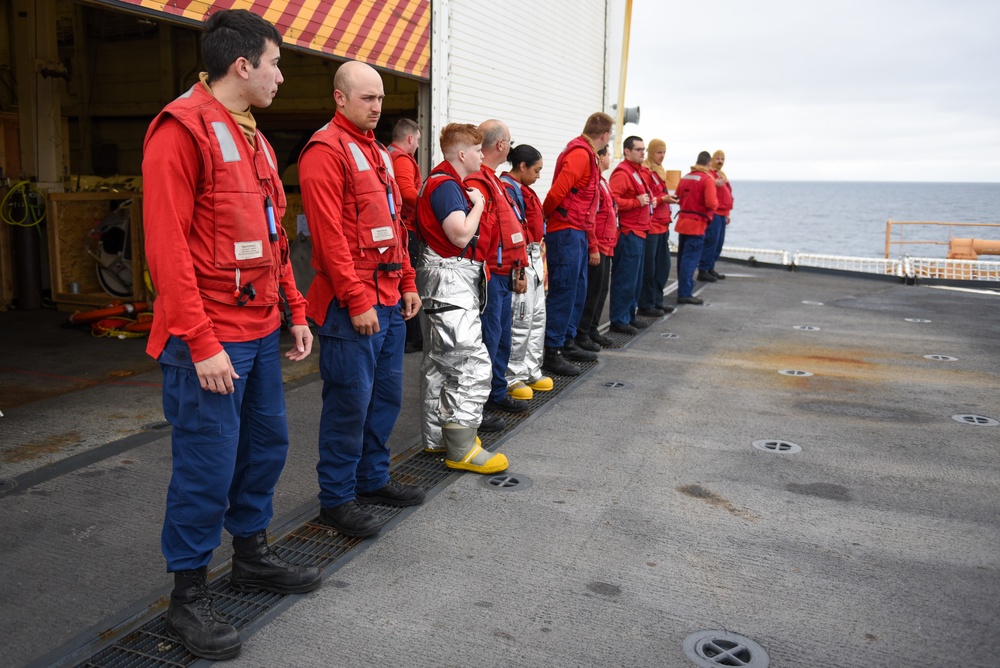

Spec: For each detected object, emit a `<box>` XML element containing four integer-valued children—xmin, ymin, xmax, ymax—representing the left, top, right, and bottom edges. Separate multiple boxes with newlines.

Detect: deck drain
<box><xmin>143</xmin><ymin>420</ymin><xmax>171</xmax><ymax>431</ymax></box>
<box><xmin>951</xmin><ymin>414</ymin><xmax>1000</xmax><ymax>426</ymax></box>
<box><xmin>792</xmin><ymin>325</ymin><xmax>820</xmax><ymax>331</ymax></box>
<box><xmin>601</xmin><ymin>381</ymin><xmax>632</xmax><ymax>389</ymax></box>
<box><xmin>683</xmin><ymin>630</ymin><xmax>769</xmax><ymax>667</ymax></box>
<box><xmin>801</xmin><ymin>300</ymin><xmax>824</xmax><ymax>306</ymax></box>
<box><xmin>752</xmin><ymin>439</ymin><xmax>802</xmax><ymax>453</ymax></box>
<box><xmin>778</xmin><ymin>369</ymin><xmax>813</xmax><ymax>377</ymax></box>
<box><xmin>924</xmin><ymin>354</ymin><xmax>958</xmax><ymax>361</ymax></box>
<box><xmin>480</xmin><ymin>472</ymin><xmax>532</xmax><ymax>492</ymax></box>
<box><xmin>660</xmin><ymin>333</ymin><xmax>679</xmax><ymax>339</ymax></box>
<box><xmin>904</xmin><ymin>318</ymin><xmax>931</xmax><ymax>323</ymax></box>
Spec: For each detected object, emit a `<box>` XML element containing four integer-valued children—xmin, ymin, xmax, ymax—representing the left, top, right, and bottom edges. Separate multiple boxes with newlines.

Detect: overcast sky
<box><xmin>623</xmin><ymin>0</ymin><xmax>1000</xmax><ymax>182</ymax></box>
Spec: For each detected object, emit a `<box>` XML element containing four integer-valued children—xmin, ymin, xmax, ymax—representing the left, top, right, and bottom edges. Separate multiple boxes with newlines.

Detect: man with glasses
<box><xmin>608</xmin><ymin>136</ymin><xmax>654</xmax><ymax>335</ymax></box>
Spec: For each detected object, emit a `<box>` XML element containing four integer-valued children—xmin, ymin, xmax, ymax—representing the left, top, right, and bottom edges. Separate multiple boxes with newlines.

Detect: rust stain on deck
<box><xmin>3</xmin><ymin>432</ymin><xmax>82</xmax><ymax>463</ymax></box>
<box><xmin>678</xmin><ymin>484</ymin><xmax>758</xmax><ymax>521</ymax></box>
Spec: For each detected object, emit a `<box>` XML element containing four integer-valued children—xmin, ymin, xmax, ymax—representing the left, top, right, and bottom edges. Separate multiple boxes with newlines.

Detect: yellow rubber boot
<box><xmin>528</xmin><ymin>376</ymin><xmax>554</xmax><ymax>392</ymax></box>
<box><xmin>507</xmin><ymin>381</ymin><xmax>533</xmax><ymax>401</ymax></box>
<box><xmin>443</xmin><ymin>424</ymin><xmax>508</xmax><ymax>474</ymax></box>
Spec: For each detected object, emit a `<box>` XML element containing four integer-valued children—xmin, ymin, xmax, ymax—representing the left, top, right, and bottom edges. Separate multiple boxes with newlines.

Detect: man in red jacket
<box><xmin>142</xmin><ymin>10</ymin><xmax>320</xmax><ymax>659</ymax></box>
<box><xmin>542</xmin><ymin>112</ymin><xmax>614</xmax><ymax>375</ymax></box>
<box><xmin>387</xmin><ymin>117</ymin><xmax>426</xmax><ymax>353</ymax></box>
<box><xmin>608</xmin><ymin>136</ymin><xmax>653</xmax><ymax>334</ymax></box>
<box><xmin>674</xmin><ymin>151</ymin><xmax>719</xmax><ymax>305</ymax></box>
<box><xmin>698</xmin><ymin>149</ymin><xmax>733</xmax><ymax>281</ymax></box>
<box><xmin>299</xmin><ymin>61</ymin><xmax>425</xmax><ymax>540</ymax></box>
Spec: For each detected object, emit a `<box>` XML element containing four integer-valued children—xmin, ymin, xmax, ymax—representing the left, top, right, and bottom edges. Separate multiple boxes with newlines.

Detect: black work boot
<box><xmin>589</xmin><ymin>330</ymin><xmax>614</xmax><ymax>347</ymax></box>
<box><xmin>230</xmin><ymin>531</ymin><xmax>322</xmax><ymax>595</ymax></box>
<box><xmin>542</xmin><ymin>347</ymin><xmax>581</xmax><ymax>376</ymax></box>
<box><xmin>166</xmin><ymin>567</ymin><xmax>241</xmax><ymax>660</ymax></box>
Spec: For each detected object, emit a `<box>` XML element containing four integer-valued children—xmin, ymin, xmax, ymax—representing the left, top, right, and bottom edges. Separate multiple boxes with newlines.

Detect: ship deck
<box><xmin>2</xmin><ymin>259</ymin><xmax>998</xmax><ymax>668</ymax></box>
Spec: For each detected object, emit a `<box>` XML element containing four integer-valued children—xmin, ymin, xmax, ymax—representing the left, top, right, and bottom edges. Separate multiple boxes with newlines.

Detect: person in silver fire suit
<box><xmin>415</xmin><ymin>123</ymin><xmax>509</xmax><ymax>474</ymax></box>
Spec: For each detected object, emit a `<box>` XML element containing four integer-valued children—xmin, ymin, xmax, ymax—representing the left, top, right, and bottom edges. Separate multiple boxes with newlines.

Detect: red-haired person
<box><xmin>500</xmin><ymin>143</ymin><xmax>553</xmax><ymax>399</ymax></box>
<box><xmin>415</xmin><ymin>123</ymin><xmax>509</xmax><ymax>474</ymax></box>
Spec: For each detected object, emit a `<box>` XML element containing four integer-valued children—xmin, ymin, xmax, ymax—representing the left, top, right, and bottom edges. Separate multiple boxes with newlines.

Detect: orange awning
<box><xmin>96</xmin><ymin>0</ymin><xmax>431</xmax><ymax>80</ymax></box>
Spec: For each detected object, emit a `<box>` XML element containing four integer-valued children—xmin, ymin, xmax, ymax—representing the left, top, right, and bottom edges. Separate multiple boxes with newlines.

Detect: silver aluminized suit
<box><xmin>418</xmin><ymin>246</ymin><xmax>492</xmax><ymax>450</ymax></box>
<box><xmin>505</xmin><ymin>241</ymin><xmax>546</xmax><ymax>384</ymax></box>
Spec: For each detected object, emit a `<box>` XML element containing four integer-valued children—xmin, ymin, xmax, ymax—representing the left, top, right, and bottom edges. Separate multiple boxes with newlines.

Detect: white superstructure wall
<box><xmin>431</xmin><ymin>0</ymin><xmax>624</xmax><ymax>201</ymax></box>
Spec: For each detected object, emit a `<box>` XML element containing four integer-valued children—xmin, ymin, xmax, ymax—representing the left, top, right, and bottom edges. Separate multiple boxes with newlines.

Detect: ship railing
<box><xmin>717</xmin><ymin>246</ymin><xmax>790</xmax><ymax>266</ymax></box>
<box><xmin>903</xmin><ymin>256</ymin><xmax>1000</xmax><ymax>281</ymax></box>
<box><xmin>717</xmin><ymin>245</ymin><xmax>1000</xmax><ymax>282</ymax></box>
<box><xmin>792</xmin><ymin>253</ymin><xmax>903</xmax><ymax>277</ymax></box>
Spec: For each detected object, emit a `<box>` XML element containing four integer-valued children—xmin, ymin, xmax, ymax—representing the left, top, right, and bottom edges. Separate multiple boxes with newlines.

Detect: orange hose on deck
<box><xmin>68</xmin><ymin>302</ymin><xmax>151</xmax><ymax>325</ymax></box>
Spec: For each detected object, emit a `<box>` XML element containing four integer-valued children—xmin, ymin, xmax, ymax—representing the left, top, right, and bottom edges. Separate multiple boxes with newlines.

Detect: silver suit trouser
<box><xmin>417</xmin><ymin>246</ymin><xmax>491</xmax><ymax>450</ymax></box>
<box><xmin>506</xmin><ymin>242</ymin><xmax>546</xmax><ymax>384</ymax></box>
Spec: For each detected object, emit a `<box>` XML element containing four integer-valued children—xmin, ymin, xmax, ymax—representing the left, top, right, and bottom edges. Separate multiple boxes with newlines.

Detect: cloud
<box><xmin>626</xmin><ymin>0</ymin><xmax>1000</xmax><ymax>181</ymax></box>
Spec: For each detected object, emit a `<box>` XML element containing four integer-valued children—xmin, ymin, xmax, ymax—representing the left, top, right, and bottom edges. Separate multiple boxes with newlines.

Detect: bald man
<box><xmin>299</xmin><ymin>61</ymin><xmax>425</xmax><ymax>538</ymax></box>
<box><xmin>466</xmin><ymin>119</ymin><xmax>530</xmax><ymax>419</ymax></box>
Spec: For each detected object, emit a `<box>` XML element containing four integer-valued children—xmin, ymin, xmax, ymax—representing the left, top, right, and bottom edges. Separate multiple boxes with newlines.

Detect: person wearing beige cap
<box><xmin>638</xmin><ymin>138</ymin><xmax>678</xmax><ymax>316</ymax></box>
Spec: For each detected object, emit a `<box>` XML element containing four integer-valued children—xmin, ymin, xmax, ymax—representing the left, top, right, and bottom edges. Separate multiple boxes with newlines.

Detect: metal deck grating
<box><xmin>61</xmin><ymin>317</ymin><xmax>661</xmax><ymax>667</ymax></box>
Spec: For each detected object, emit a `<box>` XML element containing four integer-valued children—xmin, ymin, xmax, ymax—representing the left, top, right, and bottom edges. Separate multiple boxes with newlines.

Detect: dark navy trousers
<box><xmin>483</xmin><ymin>272</ymin><xmax>514</xmax><ymax>402</ymax></box>
<box><xmin>544</xmin><ymin>228</ymin><xmax>589</xmax><ymax>348</ymax></box>
<box><xmin>316</xmin><ymin>300</ymin><xmax>403</xmax><ymax>508</ymax></box>
<box><xmin>699</xmin><ymin>214</ymin><xmax>726</xmax><ymax>271</ymax></box>
<box><xmin>609</xmin><ymin>231</ymin><xmax>645</xmax><ymax>326</ymax></box>
<box><xmin>677</xmin><ymin>233</ymin><xmax>706</xmax><ymax>298</ymax></box>
<box><xmin>639</xmin><ymin>232</ymin><xmax>671</xmax><ymax>310</ymax></box>
<box><xmin>159</xmin><ymin>329</ymin><xmax>289</xmax><ymax>572</ymax></box>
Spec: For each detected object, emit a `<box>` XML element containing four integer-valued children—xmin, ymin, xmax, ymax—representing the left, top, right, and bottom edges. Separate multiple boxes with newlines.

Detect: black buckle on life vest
<box><xmin>371</xmin><ymin>262</ymin><xmax>404</xmax><ymax>309</ymax></box>
<box><xmin>235</xmin><ymin>282</ymin><xmax>256</xmax><ymax>307</ymax></box>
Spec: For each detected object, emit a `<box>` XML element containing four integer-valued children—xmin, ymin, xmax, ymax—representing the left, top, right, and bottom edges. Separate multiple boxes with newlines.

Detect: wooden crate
<box><xmin>46</xmin><ymin>192</ymin><xmax>147</xmax><ymax>310</ymax></box>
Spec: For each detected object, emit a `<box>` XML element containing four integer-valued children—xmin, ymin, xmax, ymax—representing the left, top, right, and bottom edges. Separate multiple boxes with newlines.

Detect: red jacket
<box><xmin>388</xmin><ymin>143</ymin><xmax>422</xmax><ymax>231</ymax></box>
<box><xmin>500</xmin><ymin>173</ymin><xmax>544</xmax><ymax>244</ymax></box>
<box><xmin>415</xmin><ymin>160</ymin><xmax>491</xmax><ymax>270</ymax></box>
<box><xmin>142</xmin><ymin>82</ymin><xmax>305</xmax><ymax>363</ymax></box>
<box><xmin>711</xmin><ymin>169</ymin><xmax>734</xmax><ymax>216</ymax></box>
<box><xmin>595</xmin><ymin>176</ymin><xmax>619</xmax><ymax>256</ymax></box>
<box><xmin>610</xmin><ymin>160</ymin><xmax>652</xmax><ymax>238</ymax></box>
<box><xmin>466</xmin><ymin>167</ymin><xmax>527</xmax><ymax>275</ymax></box>
<box><xmin>674</xmin><ymin>167</ymin><xmax>719</xmax><ymax>236</ymax></box>
<box><xmin>543</xmin><ymin>136</ymin><xmax>601</xmax><ymax>233</ymax></box>
<box><xmin>642</xmin><ymin>169</ymin><xmax>673</xmax><ymax>235</ymax></box>
<box><xmin>299</xmin><ymin>112</ymin><xmax>415</xmax><ymax>321</ymax></box>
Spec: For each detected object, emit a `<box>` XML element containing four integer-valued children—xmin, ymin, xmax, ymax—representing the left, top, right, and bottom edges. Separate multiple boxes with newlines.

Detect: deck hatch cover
<box><xmin>480</xmin><ymin>473</ymin><xmax>532</xmax><ymax>491</ymax></box>
<box><xmin>752</xmin><ymin>439</ymin><xmax>803</xmax><ymax>453</ymax></box>
<box><xmin>951</xmin><ymin>414</ymin><xmax>1000</xmax><ymax>426</ymax></box>
<box><xmin>661</xmin><ymin>333</ymin><xmax>680</xmax><ymax>339</ymax></box>
<box><xmin>777</xmin><ymin>369</ymin><xmax>813</xmax><ymax>377</ymax></box>
<box><xmin>602</xmin><ymin>381</ymin><xmax>632</xmax><ymax>389</ymax></box>
<box><xmin>904</xmin><ymin>318</ymin><xmax>932</xmax><ymax>323</ymax></box>
<box><xmin>683</xmin><ymin>630</ymin><xmax>769</xmax><ymax>667</ymax></box>
<box><xmin>792</xmin><ymin>325</ymin><xmax>821</xmax><ymax>331</ymax></box>
<box><xmin>924</xmin><ymin>355</ymin><xmax>958</xmax><ymax>361</ymax></box>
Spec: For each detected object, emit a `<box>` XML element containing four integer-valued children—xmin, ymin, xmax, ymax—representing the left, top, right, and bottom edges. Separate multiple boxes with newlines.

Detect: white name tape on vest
<box><xmin>234</xmin><ymin>240</ymin><xmax>264</xmax><ymax>261</ymax></box>
<box><xmin>371</xmin><ymin>226</ymin><xmax>394</xmax><ymax>242</ymax></box>
<box><xmin>511</xmin><ymin>232</ymin><xmax>524</xmax><ymax>244</ymax></box>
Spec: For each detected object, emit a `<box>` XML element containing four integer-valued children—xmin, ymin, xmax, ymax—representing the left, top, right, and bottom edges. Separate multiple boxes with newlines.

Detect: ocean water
<box><xmin>712</xmin><ymin>181</ymin><xmax>1000</xmax><ymax>258</ymax></box>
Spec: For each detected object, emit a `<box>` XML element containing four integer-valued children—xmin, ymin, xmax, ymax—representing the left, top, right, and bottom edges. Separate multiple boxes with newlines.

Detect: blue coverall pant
<box><xmin>159</xmin><ymin>329</ymin><xmax>289</xmax><ymax>572</ymax></box>
<box><xmin>316</xmin><ymin>300</ymin><xmax>404</xmax><ymax>509</ymax></box>
<box><xmin>609</xmin><ymin>231</ymin><xmax>646</xmax><ymax>326</ymax></box>
<box><xmin>544</xmin><ymin>228</ymin><xmax>589</xmax><ymax>348</ymax></box>
<box><xmin>482</xmin><ymin>272</ymin><xmax>514</xmax><ymax>403</ymax></box>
